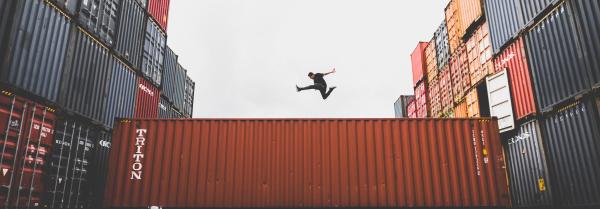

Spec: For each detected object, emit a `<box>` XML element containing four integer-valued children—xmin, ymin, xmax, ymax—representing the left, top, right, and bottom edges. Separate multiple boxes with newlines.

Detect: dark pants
<box><xmin>298</xmin><ymin>84</ymin><xmax>334</xmax><ymax>99</ymax></box>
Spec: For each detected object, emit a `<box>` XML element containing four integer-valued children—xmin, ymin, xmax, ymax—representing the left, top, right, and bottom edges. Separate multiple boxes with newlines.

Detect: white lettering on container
<box><xmin>131</xmin><ymin>129</ymin><xmax>147</xmax><ymax>180</ymax></box>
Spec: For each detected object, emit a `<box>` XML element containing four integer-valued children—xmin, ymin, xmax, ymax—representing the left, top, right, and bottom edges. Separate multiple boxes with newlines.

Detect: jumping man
<box><xmin>296</xmin><ymin>68</ymin><xmax>337</xmax><ymax>100</ymax></box>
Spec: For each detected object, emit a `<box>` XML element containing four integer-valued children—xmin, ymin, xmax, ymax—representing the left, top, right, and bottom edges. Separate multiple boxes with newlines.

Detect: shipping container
<box><xmin>393</xmin><ymin>95</ymin><xmax>414</xmax><ymax>118</ymax></box>
<box><xmin>454</xmin><ymin>100</ymin><xmax>467</xmax><ymax>118</ymax></box>
<box><xmin>0</xmin><ymin>0</ymin><xmax>16</xmax><ymax>60</ymax></box>
<box><xmin>77</xmin><ymin>0</ymin><xmax>120</xmax><ymax>46</ymax></box>
<box><xmin>44</xmin><ymin>117</ymin><xmax>111</xmax><ymax>208</ymax></box>
<box><xmin>450</xmin><ymin>44</ymin><xmax>470</xmax><ymax>103</ymax></box>
<box><xmin>466</xmin><ymin>88</ymin><xmax>480</xmax><ymax>118</ymax></box>
<box><xmin>411</xmin><ymin>42</ymin><xmax>428</xmax><ymax>86</ymax></box>
<box><xmin>505</xmin><ymin>120</ymin><xmax>552</xmax><ymax>207</ymax></box>
<box><xmin>484</xmin><ymin>0</ymin><xmax>525</xmax><ymax>53</ymax></box>
<box><xmin>115</xmin><ymin>0</ymin><xmax>145</xmax><ymax>69</ymax></box>
<box><xmin>439</xmin><ymin>66</ymin><xmax>453</xmax><ymax>116</ymax></box>
<box><xmin>147</xmin><ymin>0</ymin><xmax>170</xmax><ymax>32</ymax></box>
<box><xmin>105</xmin><ymin>118</ymin><xmax>510</xmax><ymax>208</ymax></box>
<box><xmin>521</xmin><ymin>0</ymin><xmax>558</xmax><ymax>26</ymax></box>
<box><xmin>59</xmin><ymin>27</ymin><xmax>111</xmax><ymax>124</ymax></box>
<box><xmin>142</xmin><ymin>19</ymin><xmax>166</xmax><ymax>87</ymax></box>
<box><xmin>485</xmin><ymin>70</ymin><xmax>515</xmax><ymax>133</ymax></box>
<box><xmin>183</xmin><ymin>73</ymin><xmax>195</xmax><ymax>118</ymax></box>
<box><xmin>445</xmin><ymin>0</ymin><xmax>462</xmax><ymax>54</ymax></box>
<box><xmin>466</xmin><ymin>22</ymin><xmax>493</xmax><ymax>86</ymax></box>
<box><xmin>541</xmin><ymin>98</ymin><xmax>600</xmax><ymax>207</ymax></box>
<box><xmin>407</xmin><ymin>99</ymin><xmax>417</xmax><ymax>118</ymax></box>
<box><xmin>493</xmin><ymin>37</ymin><xmax>536</xmax><ymax>120</ymax></box>
<box><xmin>161</xmin><ymin>46</ymin><xmax>185</xmax><ymax>111</ymax></box>
<box><xmin>103</xmin><ymin>58</ymin><xmax>136</xmax><ymax>129</ymax></box>
<box><xmin>435</xmin><ymin>21</ymin><xmax>450</xmax><ymax>70</ymax></box>
<box><xmin>1</xmin><ymin>91</ymin><xmax>56</xmax><ymax>208</ymax></box>
<box><xmin>1</xmin><ymin>0</ymin><xmax>70</xmax><ymax>102</ymax></box>
<box><xmin>87</xmin><ymin>126</ymin><xmax>112</xmax><ymax>207</ymax></box>
<box><xmin>525</xmin><ymin>3</ymin><xmax>589</xmax><ymax>112</ymax></box>
<box><xmin>415</xmin><ymin>81</ymin><xmax>428</xmax><ymax>118</ymax></box>
<box><xmin>428</xmin><ymin>78</ymin><xmax>441</xmax><ymax>117</ymax></box>
<box><xmin>158</xmin><ymin>97</ymin><xmax>183</xmax><ymax>119</ymax></box>
<box><xmin>459</xmin><ymin>0</ymin><xmax>483</xmax><ymax>33</ymax></box>
<box><xmin>571</xmin><ymin>0</ymin><xmax>600</xmax><ymax>89</ymax></box>
<box><xmin>47</xmin><ymin>0</ymin><xmax>78</xmax><ymax>14</ymax></box>
<box><xmin>134</xmin><ymin>77</ymin><xmax>160</xmax><ymax>118</ymax></box>
<box><xmin>425</xmin><ymin>39</ymin><xmax>438</xmax><ymax>83</ymax></box>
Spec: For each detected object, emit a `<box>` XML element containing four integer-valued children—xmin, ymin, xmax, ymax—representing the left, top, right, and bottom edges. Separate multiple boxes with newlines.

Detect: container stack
<box><xmin>393</xmin><ymin>95</ymin><xmax>414</xmax><ymax>118</ymax></box>
<box><xmin>403</xmin><ymin>0</ymin><xmax>600</xmax><ymax>208</ymax></box>
<box><xmin>0</xmin><ymin>0</ymin><xmax>194</xmax><ymax>208</ymax></box>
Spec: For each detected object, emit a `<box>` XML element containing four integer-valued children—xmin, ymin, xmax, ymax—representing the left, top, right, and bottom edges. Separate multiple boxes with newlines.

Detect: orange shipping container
<box><xmin>459</xmin><ymin>0</ymin><xmax>483</xmax><ymax>32</ymax></box>
<box><xmin>454</xmin><ymin>100</ymin><xmax>468</xmax><ymax>118</ymax></box>
<box><xmin>425</xmin><ymin>39</ymin><xmax>438</xmax><ymax>83</ymax></box>
<box><xmin>467</xmin><ymin>22</ymin><xmax>493</xmax><ymax>86</ymax></box>
<box><xmin>445</xmin><ymin>0</ymin><xmax>463</xmax><ymax>54</ymax></box>
<box><xmin>104</xmin><ymin>118</ymin><xmax>510</xmax><ymax>208</ymax></box>
<box><xmin>428</xmin><ymin>78</ymin><xmax>441</xmax><ymax>118</ymax></box>
<box><xmin>439</xmin><ymin>66</ymin><xmax>454</xmax><ymax>115</ymax></box>
<box><xmin>466</xmin><ymin>88</ymin><xmax>480</xmax><ymax>117</ymax></box>
<box><xmin>450</xmin><ymin>44</ymin><xmax>470</xmax><ymax>103</ymax></box>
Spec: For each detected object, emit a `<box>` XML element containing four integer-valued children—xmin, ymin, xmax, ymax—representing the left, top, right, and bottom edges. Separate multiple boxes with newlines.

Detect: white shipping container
<box><xmin>486</xmin><ymin>69</ymin><xmax>515</xmax><ymax>133</ymax></box>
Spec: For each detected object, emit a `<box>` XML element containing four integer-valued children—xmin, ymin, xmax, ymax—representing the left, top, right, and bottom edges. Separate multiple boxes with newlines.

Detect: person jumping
<box><xmin>296</xmin><ymin>68</ymin><xmax>337</xmax><ymax>100</ymax></box>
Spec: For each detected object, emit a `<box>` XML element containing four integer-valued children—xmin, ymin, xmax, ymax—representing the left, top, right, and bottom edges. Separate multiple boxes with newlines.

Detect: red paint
<box><xmin>428</xmin><ymin>77</ymin><xmax>441</xmax><ymax>117</ymax></box>
<box><xmin>134</xmin><ymin>77</ymin><xmax>160</xmax><ymax>118</ymax></box>
<box><xmin>415</xmin><ymin>82</ymin><xmax>428</xmax><ymax>118</ymax></box>
<box><xmin>411</xmin><ymin>42</ymin><xmax>429</xmax><ymax>85</ymax></box>
<box><xmin>148</xmin><ymin>0</ymin><xmax>170</xmax><ymax>32</ymax></box>
<box><xmin>493</xmin><ymin>37</ymin><xmax>536</xmax><ymax>119</ymax></box>
<box><xmin>439</xmin><ymin>66</ymin><xmax>454</xmax><ymax>116</ymax></box>
<box><xmin>105</xmin><ymin>118</ymin><xmax>510</xmax><ymax>208</ymax></box>
<box><xmin>1</xmin><ymin>91</ymin><xmax>55</xmax><ymax>208</ymax></box>
<box><xmin>407</xmin><ymin>99</ymin><xmax>417</xmax><ymax>118</ymax></box>
<box><xmin>450</xmin><ymin>43</ymin><xmax>470</xmax><ymax>103</ymax></box>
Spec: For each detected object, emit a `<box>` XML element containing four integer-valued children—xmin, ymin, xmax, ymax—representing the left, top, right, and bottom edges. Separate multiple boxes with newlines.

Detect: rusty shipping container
<box><xmin>415</xmin><ymin>82</ymin><xmax>428</xmax><ymax>118</ymax></box>
<box><xmin>459</xmin><ymin>0</ymin><xmax>483</xmax><ymax>33</ymax></box>
<box><xmin>411</xmin><ymin>42</ymin><xmax>428</xmax><ymax>86</ymax></box>
<box><xmin>541</xmin><ymin>97</ymin><xmax>600</xmax><ymax>207</ymax></box>
<box><xmin>445</xmin><ymin>0</ymin><xmax>462</xmax><ymax>54</ymax></box>
<box><xmin>407</xmin><ymin>99</ymin><xmax>417</xmax><ymax>118</ymax></box>
<box><xmin>450</xmin><ymin>44</ymin><xmax>470</xmax><ymax>103</ymax></box>
<box><xmin>428</xmin><ymin>78</ymin><xmax>441</xmax><ymax>118</ymax></box>
<box><xmin>493</xmin><ymin>37</ymin><xmax>536</xmax><ymax>120</ymax></box>
<box><xmin>454</xmin><ymin>100</ymin><xmax>468</xmax><ymax>118</ymax></box>
<box><xmin>147</xmin><ymin>0</ymin><xmax>170</xmax><ymax>32</ymax></box>
<box><xmin>466</xmin><ymin>88</ymin><xmax>480</xmax><ymax>117</ymax></box>
<box><xmin>425</xmin><ymin>39</ymin><xmax>438</xmax><ymax>83</ymax></box>
<box><xmin>466</xmin><ymin>22</ymin><xmax>493</xmax><ymax>86</ymax></box>
<box><xmin>1</xmin><ymin>91</ymin><xmax>56</xmax><ymax>208</ymax></box>
<box><xmin>105</xmin><ymin>118</ymin><xmax>510</xmax><ymax>208</ymax></box>
<box><xmin>439</xmin><ymin>66</ymin><xmax>453</xmax><ymax>116</ymax></box>
<box><xmin>134</xmin><ymin>77</ymin><xmax>160</xmax><ymax>118</ymax></box>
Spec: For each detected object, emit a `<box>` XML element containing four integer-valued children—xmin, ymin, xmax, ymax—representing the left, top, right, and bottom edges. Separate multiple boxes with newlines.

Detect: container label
<box><xmin>538</xmin><ymin>177</ymin><xmax>546</xmax><ymax>192</ymax></box>
<box><xmin>139</xmin><ymin>83</ymin><xmax>155</xmax><ymax>97</ymax></box>
<box><xmin>131</xmin><ymin>129</ymin><xmax>147</xmax><ymax>180</ymax></box>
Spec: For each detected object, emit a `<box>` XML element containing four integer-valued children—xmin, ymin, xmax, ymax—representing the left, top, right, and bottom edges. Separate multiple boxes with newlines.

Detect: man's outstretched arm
<box><xmin>323</xmin><ymin>68</ymin><xmax>336</xmax><ymax>76</ymax></box>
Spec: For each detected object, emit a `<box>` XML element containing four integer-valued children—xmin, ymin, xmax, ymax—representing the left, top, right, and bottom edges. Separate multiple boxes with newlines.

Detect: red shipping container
<box><xmin>411</xmin><ymin>42</ymin><xmax>429</xmax><ymax>86</ymax></box>
<box><xmin>148</xmin><ymin>0</ymin><xmax>170</xmax><ymax>32</ymax></box>
<box><xmin>415</xmin><ymin>82</ymin><xmax>428</xmax><ymax>118</ymax></box>
<box><xmin>450</xmin><ymin>43</ymin><xmax>470</xmax><ymax>103</ymax></box>
<box><xmin>407</xmin><ymin>99</ymin><xmax>417</xmax><ymax>118</ymax></box>
<box><xmin>439</xmin><ymin>66</ymin><xmax>454</xmax><ymax>116</ymax></box>
<box><xmin>425</xmin><ymin>39</ymin><xmax>438</xmax><ymax>83</ymax></box>
<box><xmin>1</xmin><ymin>90</ymin><xmax>55</xmax><ymax>208</ymax></box>
<box><xmin>428</xmin><ymin>77</ymin><xmax>441</xmax><ymax>118</ymax></box>
<box><xmin>105</xmin><ymin>118</ymin><xmax>510</xmax><ymax>208</ymax></box>
<box><xmin>134</xmin><ymin>77</ymin><xmax>160</xmax><ymax>118</ymax></box>
<box><xmin>493</xmin><ymin>37</ymin><xmax>536</xmax><ymax>120</ymax></box>
<box><xmin>467</xmin><ymin>22</ymin><xmax>493</xmax><ymax>86</ymax></box>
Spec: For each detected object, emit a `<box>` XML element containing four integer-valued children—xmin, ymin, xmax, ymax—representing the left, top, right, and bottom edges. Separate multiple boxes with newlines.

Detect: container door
<box><xmin>486</xmin><ymin>69</ymin><xmax>515</xmax><ymax>133</ymax></box>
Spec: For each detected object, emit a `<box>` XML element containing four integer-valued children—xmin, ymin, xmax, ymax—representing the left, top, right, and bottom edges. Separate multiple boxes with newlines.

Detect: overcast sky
<box><xmin>167</xmin><ymin>0</ymin><xmax>447</xmax><ymax>118</ymax></box>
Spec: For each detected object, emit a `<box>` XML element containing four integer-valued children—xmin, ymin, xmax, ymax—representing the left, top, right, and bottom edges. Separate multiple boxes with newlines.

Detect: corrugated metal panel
<box><xmin>425</xmin><ymin>39</ymin><xmax>438</xmax><ymax>83</ymax></box>
<box><xmin>454</xmin><ymin>100</ymin><xmax>467</xmax><ymax>117</ymax></box>
<box><xmin>134</xmin><ymin>77</ymin><xmax>160</xmax><ymax>118</ymax></box>
<box><xmin>161</xmin><ymin>46</ymin><xmax>180</xmax><ymax>107</ymax></box>
<box><xmin>493</xmin><ymin>37</ymin><xmax>536</xmax><ymax>120</ymax></box>
<box><xmin>439</xmin><ymin>66</ymin><xmax>453</xmax><ymax>116</ymax></box>
<box><xmin>520</xmin><ymin>0</ymin><xmax>557</xmax><ymax>26</ymax></box>
<box><xmin>47</xmin><ymin>0</ymin><xmax>78</xmax><ymax>14</ymax></box>
<box><xmin>571</xmin><ymin>0</ymin><xmax>600</xmax><ymax>88</ymax></box>
<box><xmin>77</xmin><ymin>0</ymin><xmax>120</xmax><ymax>46</ymax></box>
<box><xmin>183</xmin><ymin>74</ymin><xmax>194</xmax><ymax>118</ymax></box>
<box><xmin>0</xmin><ymin>0</ymin><xmax>16</xmax><ymax>60</ymax></box>
<box><xmin>142</xmin><ymin>19</ymin><xmax>166</xmax><ymax>87</ymax></box>
<box><xmin>44</xmin><ymin>117</ymin><xmax>111</xmax><ymax>208</ymax></box>
<box><xmin>459</xmin><ymin>0</ymin><xmax>483</xmax><ymax>32</ymax></box>
<box><xmin>428</xmin><ymin>77</ymin><xmax>441</xmax><ymax>117</ymax></box>
<box><xmin>147</xmin><ymin>0</ymin><xmax>170</xmax><ymax>32</ymax></box>
<box><xmin>467</xmin><ymin>21</ymin><xmax>493</xmax><ymax>86</ymax></box>
<box><xmin>1</xmin><ymin>92</ymin><xmax>56</xmax><ymax>208</ymax></box>
<box><xmin>525</xmin><ymin>3</ymin><xmax>589</xmax><ymax>112</ymax></box>
<box><xmin>1</xmin><ymin>0</ymin><xmax>70</xmax><ymax>102</ymax></box>
<box><xmin>411</xmin><ymin>42</ymin><xmax>428</xmax><ymax>86</ymax></box>
<box><xmin>505</xmin><ymin>120</ymin><xmax>552</xmax><ymax>207</ymax></box>
<box><xmin>59</xmin><ymin>27</ymin><xmax>111</xmax><ymax>123</ymax></box>
<box><xmin>466</xmin><ymin>88</ymin><xmax>480</xmax><ymax>117</ymax></box>
<box><xmin>445</xmin><ymin>0</ymin><xmax>462</xmax><ymax>54</ymax></box>
<box><xmin>104</xmin><ymin>118</ymin><xmax>510</xmax><ymax>208</ymax></box>
<box><xmin>450</xmin><ymin>43</ymin><xmax>470</xmax><ymax>103</ymax></box>
<box><xmin>86</xmin><ymin>129</ymin><xmax>111</xmax><ymax>207</ymax></box>
<box><xmin>407</xmin><ymin>99</ymin><xmax>417</xmax><ymax>118</ymax></box>
<box><xmin>485</xmin><ymin>70</ymin><xmax>515</xmax><ymax>133</ymax></box>
<box><xmin>393</xmin><ymin>95</ymin><xmax>414</xmax><ymax>118</ymax></box>
<box><xmin>415</xmin><ymin>82</ymin><xmax>428</xmax><ymax>118</ymax></box>
<box><xmin>103</xmin><ymin>57</ymin><xmax>136</xmax><ymax>129</ymax></box>
<box><xmin>435</xmin><ymin>21</ymin><xmax>450</xmax><ymax>70</ymax></box>
<box><xmin>541</xmin><ymin>98</ymin><xmax>600</xmax><ymax>207</ymax></box>
<box><xmin>115</xmin><ymin>0</ymin><xmax>145</xmax><ymax>69</ymax></box>
<box><xmin>484</xmin><ymin>0</ymin><xmax>525</xmax><ymax>53</ymax></box>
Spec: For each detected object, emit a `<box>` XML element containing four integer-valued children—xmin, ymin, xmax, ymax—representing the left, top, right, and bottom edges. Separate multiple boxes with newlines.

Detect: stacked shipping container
<box><xmin>0</xmin><ymin>0</ymin><xmax>193</xmax><ymax>207</ymax></box>
<box><xmin>404</xmin><ymin>0</ymin><xmax>600</xmax><ymax>207</ymax></box>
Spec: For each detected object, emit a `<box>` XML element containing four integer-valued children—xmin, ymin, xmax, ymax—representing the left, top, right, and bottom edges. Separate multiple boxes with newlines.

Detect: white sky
<box><xmin>167</xmin><ymin>0</ymin><xmax>447</xmax><ymax>118</ymax></box>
